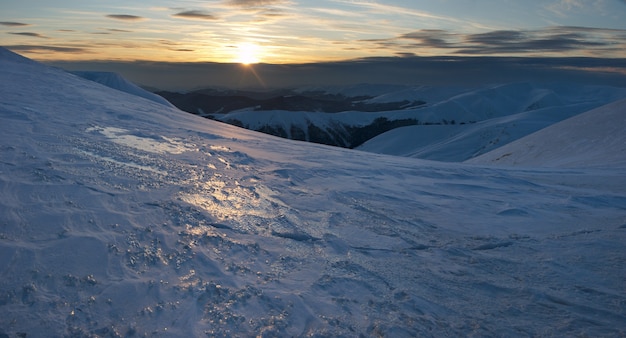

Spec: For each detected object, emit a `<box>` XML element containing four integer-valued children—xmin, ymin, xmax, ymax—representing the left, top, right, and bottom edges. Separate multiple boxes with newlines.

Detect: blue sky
<box><xmin>2</xmin><ymin>0</ymin><xmax>626</xmax><ymax>63</ymax></box>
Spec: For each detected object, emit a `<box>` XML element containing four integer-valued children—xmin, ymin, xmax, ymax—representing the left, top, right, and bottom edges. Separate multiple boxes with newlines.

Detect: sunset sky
<box><xmin>3</xmin><ymin>0</ymin><xmax>626</xmax><ymax>64</ymax></box>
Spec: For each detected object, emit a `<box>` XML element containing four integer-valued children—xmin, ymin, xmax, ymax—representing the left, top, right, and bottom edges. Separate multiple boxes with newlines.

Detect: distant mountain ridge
<box><xmin>158</xmin><ymin>82</ymin><xmax>626</xmax><ymax>160</ymax></box>
<box><xmin>156</xmin><ymin>88</ymin><xmax>425</xmax><ymax>115</ymax></box>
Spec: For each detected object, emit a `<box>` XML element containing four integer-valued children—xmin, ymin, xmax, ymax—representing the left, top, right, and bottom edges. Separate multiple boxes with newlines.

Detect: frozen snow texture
<box><xmin>1</xmin><ymin>48</ymin><xmax>626</xmax><ymax>337</ymax></box>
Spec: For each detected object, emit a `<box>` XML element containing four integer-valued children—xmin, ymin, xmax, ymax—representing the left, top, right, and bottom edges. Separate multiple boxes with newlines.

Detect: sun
<box><xmin>235</xmin><ymin>43</ymin><xmax>260</xmax><ymax>65</ymax></box>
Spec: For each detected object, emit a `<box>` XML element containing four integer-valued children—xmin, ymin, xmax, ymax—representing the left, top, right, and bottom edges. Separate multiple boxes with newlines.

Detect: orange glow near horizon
<box><xmin>234</xmin><ymin>43</ymin><xmax>261</xmax><ymax>65</ymax></box>
<box><xmin>2</xmin><ymin>2</ymin><xmax>626</xmax><ymax>64</ymax></box>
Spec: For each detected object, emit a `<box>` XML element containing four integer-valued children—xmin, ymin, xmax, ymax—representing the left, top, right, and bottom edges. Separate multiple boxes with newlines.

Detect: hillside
<box><xmin>466</xmin><ymin>98</ymin><xmax>626</xmax><ymax>167</ymax></box>
<box><xmin>1</xmin><ymin>48</ymin><xmax>626</xmax><ymax>336</ymax></box>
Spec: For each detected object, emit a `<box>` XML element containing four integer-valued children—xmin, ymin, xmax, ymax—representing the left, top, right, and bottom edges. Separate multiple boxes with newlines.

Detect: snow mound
<box><xmin>2</xmin><ymin>47</ymin><xmax>626</xmax><ymax>336</ymax></box>
<box><xmin>466</xmin><ymin>98</ymin><xmax>626</xmax><ymax>167</ymax></box>
<box><xmin>72</xmin><ymin>71</ymin><xmax>174</xmax><ymax>107</ymax></box>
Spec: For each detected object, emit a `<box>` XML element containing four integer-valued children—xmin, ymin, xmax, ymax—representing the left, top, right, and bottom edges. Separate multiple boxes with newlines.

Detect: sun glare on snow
<box><xmin>235</xmin><ymin>43</ymin><xmax>260</xmax><ymax>65</ymax></box>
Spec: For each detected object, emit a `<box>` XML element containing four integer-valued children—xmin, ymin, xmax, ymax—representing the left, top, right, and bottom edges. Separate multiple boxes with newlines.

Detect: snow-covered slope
<box><xmin>72</xmin><ymin>70</ymin><xmax>174</xmax><ymax>107</ymax></box>
<box><xmin>357</xmin><ymin>103</ymin><xmax>594</xmax><ymax>161</ymax></box>
<box><xmin>1</xmin><ymin>48</ymin><xmax>626</xmax><ymax>336</ymax></box>
<box><xmin>466</xmin><ymin>98</ymin><xmax>626</xmax><ymax>167</ymax></box>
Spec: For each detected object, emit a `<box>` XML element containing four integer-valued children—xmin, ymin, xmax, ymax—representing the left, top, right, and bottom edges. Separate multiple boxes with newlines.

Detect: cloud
<box><xmin>366</xmin><ymin>26</ymin><xmax>626</xmax><ymax>57</ymax></box>
<box><xmin>8</xmin><ymin>32</ymin><xmax>48</xmax><ymax>39</ymax></box>
<box><xmin>172</xmin><ymin>10</ymin><xmax>218</xmax><ymax>20</ymax></box>
<box><xmin>465</xmin><ymin>30</ymin><xmax>526</xmax><ymax>45</ymax></box>
<box><xmin>5</xmin><ymin>45</ymin><xmax>87</xmax><ymax>54</ymax></box>
<box><xmin>0</xmin><ymin>21</ymin><xmax>30</xmax><ymax>27</ymax></box>
<box><xmin>257</xmin><ymin>8</ymin><xmax>287</xmax><ymax>19</ymax></box>
<box><xmin>310</xmin><ymin>7</ymin><xmax>363</xmax><ymax>18</ymax></box>
<box><xmin>226</xmin><ymin>0</ymin><xmax>288</xmax><ymax>9</ymax></box>
<box><xmin>106</xmin><ymin>14</ymin><xmax>145</xmax><ymax>21</ymax></box>
<box><xmin>400</xmin><ymin>30</ymin><xmax>456</xmax><ymax>49</ymax></box>
<box><xmin>459</xmin><ymin>27</ymin><xmax>616</xmax><ymax>55</ymax></box>
<box><xmin>224</xmin><ymin>0</ymin><xmax>290</xmax><ymax>12</ymax></box>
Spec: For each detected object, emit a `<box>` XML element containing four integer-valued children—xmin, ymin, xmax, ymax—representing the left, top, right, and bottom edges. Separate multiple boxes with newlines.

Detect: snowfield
<box><xmin>1</xmin><ymin>48</ymin><xmax>626</xmax><ymax>337</ymax></box>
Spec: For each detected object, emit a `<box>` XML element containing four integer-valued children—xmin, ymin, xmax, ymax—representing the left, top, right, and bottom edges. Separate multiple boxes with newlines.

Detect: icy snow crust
<box><xmin>1</xmin><ymin>49</ymin><xmax>626</xmax><ymax>336</ymax></box>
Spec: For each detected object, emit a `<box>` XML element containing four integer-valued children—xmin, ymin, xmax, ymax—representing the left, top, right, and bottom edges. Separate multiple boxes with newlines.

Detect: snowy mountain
<box><xmin>173</xmin><ymin>82</ymin><xmax>626</xmax><ymax>160</ymax></box>
<box><xmin>72</xmin><ymin>70</ymin><xmax>174</xmax><ymax>107</ymax></box>
<box><xmin>355</xmin><ymin>100</ymin><xmax>594</xmax><ymax>161</ymax></box>
<box><xmin>353</xmin><ymin>82</ymin><xmax>626</xmax><ymax>160</ymax></box>
<box><xmin>466</xmin><ymin>98</ymin><xmax>626</xmax><ymax>167</ymax></box>
<box><xmin>1</xmin><ymin>47</ymin><xmax>626</xmax><ymax>336</ymax></box>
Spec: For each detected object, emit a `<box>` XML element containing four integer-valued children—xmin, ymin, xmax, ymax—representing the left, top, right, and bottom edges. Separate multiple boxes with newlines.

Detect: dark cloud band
<box><xmin>0</xmin><ymin>22</ymin><xmax>30</xmax><ymax>27</ymax></box>
<box><xmin>374</xmin><ymin>26</ymin><xmax>626</xmax><ymax>56</ymax></box>
<box><xmin>8</xmin><ymin>32</ymin><xmax>48</xmax><ymax>39</ymax></box>
<box><xmin>106</xmin><ymin>14</ymin><xmax>145</xmax><ymax>21</ymax></box>
<box><xmin>172</xmin><ymin>10</ymin><xmax>218</xmax><ymax>20</ymax></box>
<box><xmin>6</xmin><ymin>45</ymin><xmax>87</xmax><ymax>53</ymax></box>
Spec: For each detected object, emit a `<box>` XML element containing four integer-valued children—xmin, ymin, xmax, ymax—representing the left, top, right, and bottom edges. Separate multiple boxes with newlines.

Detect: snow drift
<box><xmin>1</xmin><ymin>47</ymin><xmax>626</xmax><ymax>337</ymax></box>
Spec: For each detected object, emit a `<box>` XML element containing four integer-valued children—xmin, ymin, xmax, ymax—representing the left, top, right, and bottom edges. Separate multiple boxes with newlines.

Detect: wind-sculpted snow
<box><xmin>1</xmin><ymin>48</ymin><xmax>626</xmax><ymax>336</ymax></box>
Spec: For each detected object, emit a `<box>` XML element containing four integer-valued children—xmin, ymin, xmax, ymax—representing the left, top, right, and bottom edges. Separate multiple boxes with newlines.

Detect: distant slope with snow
<box><xmin>466</xmin><ymin>98</ymin><xmax>626</xmax><ymax>167</ymax></box>
<box><xmin>72</xmin><ymin>70</ymin><xmax>174</xmax><ymax>107</ymax></box>
<box><xmin>1</xmin><ymin>48</ymin><xmax>626</xmax><ymax>337</ymax></box>
<box><xmin>357</xmin><ymin>102</ymin><xmax>596</xmax><ymax>161</ymax></box>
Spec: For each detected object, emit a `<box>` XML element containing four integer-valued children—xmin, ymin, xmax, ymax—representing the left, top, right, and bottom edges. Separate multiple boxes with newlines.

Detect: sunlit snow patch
<box><xmin>86</xmin><ymin>126</ymin><xmax>197</xmax><ymax>154</ymax></box>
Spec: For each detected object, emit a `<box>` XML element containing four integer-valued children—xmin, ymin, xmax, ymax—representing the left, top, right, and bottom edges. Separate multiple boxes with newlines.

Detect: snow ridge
<box><xmin>72</xmin><ymin>71</ymin><xmax>174</xmax><ymax>107</ymax></box>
